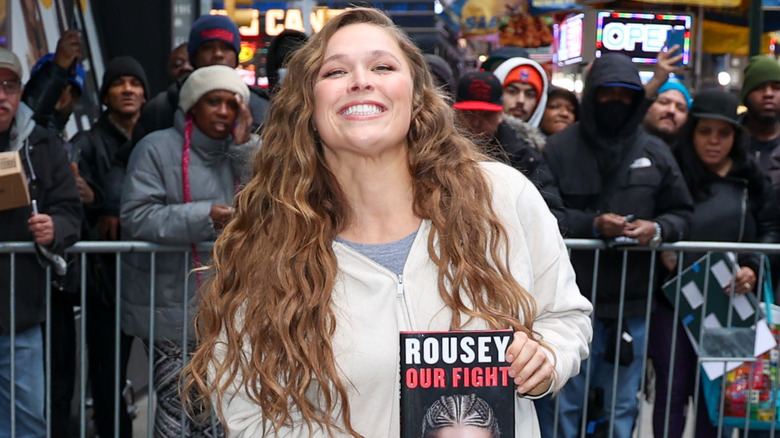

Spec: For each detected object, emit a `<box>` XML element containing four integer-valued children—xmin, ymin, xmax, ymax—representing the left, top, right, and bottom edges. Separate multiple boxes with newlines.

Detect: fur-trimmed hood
<box><xmin>503</xmin><ymin>113</ymin><xmax>547</xmax><ymax>152</ymax></box>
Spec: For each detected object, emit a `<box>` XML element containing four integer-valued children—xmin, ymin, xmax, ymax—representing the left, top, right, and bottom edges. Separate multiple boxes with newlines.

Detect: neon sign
<box><xmin>595</xmin><ymin>11</ymin><xmax>692</xmax><ymax>65</ymax></box>
<box><xmin>213</xmin><ymin>7</ymin><xmax>347</xmax><ymax>37</ymax></box>
<box><xmin>554</xmin><ymin>13</ymin><xmax>584</xmax><ymax>66</ymax></box>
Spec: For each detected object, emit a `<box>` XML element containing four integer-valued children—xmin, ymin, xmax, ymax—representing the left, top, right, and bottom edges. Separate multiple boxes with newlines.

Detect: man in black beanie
<box><xmin>76</xmin><ymin>56</ymin><xmax>148</xmax><ymax>225</ymax></box>
<box><xmin>136</xmin><ymin>14</ymin><xmax>269</xmax><ymax>142</ymax></box>
<box><xmin>741</xmin><ymin>55</ymin><xmax>780</xmax><ymax>190</ymax></box>
<box><xmin>68</xmin><ymin>55</ymin><xmax>149</xmax><ymax>438</ymax></box>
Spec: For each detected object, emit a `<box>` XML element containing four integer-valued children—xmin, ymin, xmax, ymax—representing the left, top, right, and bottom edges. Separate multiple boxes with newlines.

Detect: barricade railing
<box><xmin>1</xmin><ymin>240</ymin><xmax>780</xmax><ymax>438</ymax></box>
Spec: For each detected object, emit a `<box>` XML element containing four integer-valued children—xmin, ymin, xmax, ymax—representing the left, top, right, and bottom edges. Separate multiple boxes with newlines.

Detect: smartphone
<box><xmin>665</xmin><ymin>29</ymin><xmax>686</xmax><ymax>66</ymax></box>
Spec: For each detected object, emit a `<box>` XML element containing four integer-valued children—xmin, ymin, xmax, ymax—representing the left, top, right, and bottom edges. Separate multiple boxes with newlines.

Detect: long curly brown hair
<box><xmin>184</xmin><ymin>7</ymin><xmax>543</xmax><ymax>437</ymax></box>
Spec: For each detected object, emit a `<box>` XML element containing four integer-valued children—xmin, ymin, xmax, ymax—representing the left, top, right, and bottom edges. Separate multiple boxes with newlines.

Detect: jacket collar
<box><xmin>9</xmin><ymin>103</ymin><xmax>35</xmax><ymax>152</ymax></box>
<box><xmin>503</xmin><ymin>114</ymin><xmax>546</xmax><ymax>151</ymax></box>
<box><xmin>174</xmin><ymin>109</ymin><xmax>235</xmax><ymax>165</ymax></box>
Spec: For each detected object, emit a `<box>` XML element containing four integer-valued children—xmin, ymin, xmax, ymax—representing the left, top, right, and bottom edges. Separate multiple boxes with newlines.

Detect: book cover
<box><xmin>661</xmin><ymin>251</ymin><xmax>759</xmax><ymax>342</ymax></box>
<box><xmin>400</xmin><ymin>330</ymin><xmax>515</xmax><ymax>437</ymax></box>
<box><xmin>660</xmin><ymin>251</ymin><xmax>776</xmax><ymax>380</ymax></box>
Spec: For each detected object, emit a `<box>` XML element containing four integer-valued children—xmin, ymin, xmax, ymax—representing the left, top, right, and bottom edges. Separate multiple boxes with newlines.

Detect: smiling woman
<box><xmin>183</xmin><ymin>7</ymin><xmax>592</xmax><ymax>438</ymax></box>
<box><xmin>313</xmin><ymin>23</ymin><xmax>414</xmax><ymax>168</ymax></box>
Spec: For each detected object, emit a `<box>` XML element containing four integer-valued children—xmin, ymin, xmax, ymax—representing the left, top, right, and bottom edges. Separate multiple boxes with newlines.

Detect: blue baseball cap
<box><xmin>601</xmin><ymin>82</ymin><xmax>643</xmax><ymax>91</ymax></box>
<box><xmin>31</xmin><ymin>53</ymin><xmax>86</xmax><ymax>94</ymax></box>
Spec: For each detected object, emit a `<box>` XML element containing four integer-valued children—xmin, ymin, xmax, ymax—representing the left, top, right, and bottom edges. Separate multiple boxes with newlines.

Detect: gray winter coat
<box><xmin>120</xmin><ymin>111</ymin><xmax>254</xmax><ymax>340</ymax></box>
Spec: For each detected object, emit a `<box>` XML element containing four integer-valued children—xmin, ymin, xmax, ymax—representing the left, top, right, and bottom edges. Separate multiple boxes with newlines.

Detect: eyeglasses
<box><xmin>0</xmin><ymin>80</ymin><xmax>21</xmax><ymax>94</ymax></box>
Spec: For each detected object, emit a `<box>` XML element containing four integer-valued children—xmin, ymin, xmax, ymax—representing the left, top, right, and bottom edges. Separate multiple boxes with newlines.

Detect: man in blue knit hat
<box><xmin>136</xmin><ymin>14</ymin><xmax>267</xmax><ymax>141</ymax></box>
<box><xmin>187</xmin><ymin>14</ymin><xmax>242</xmax><ymax>70</ymax></box>
<box><xmin>642</xmin><ymin>78</ymin><xmax>691</xmax><ymax>145</ymax></box>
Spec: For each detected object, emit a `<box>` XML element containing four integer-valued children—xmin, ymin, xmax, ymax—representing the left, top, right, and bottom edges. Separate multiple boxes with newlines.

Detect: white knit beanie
<box><xmin>178</xmin><ymin>65</ymin><xmax>250</xmax><ymax>113</ymax></box>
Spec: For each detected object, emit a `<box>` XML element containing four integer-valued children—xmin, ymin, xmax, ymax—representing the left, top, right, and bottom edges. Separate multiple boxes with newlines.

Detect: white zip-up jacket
<box><xmin>216</xmin><ymin>162</ymin><xmax>593</xmax><ymax>437</ymax></box>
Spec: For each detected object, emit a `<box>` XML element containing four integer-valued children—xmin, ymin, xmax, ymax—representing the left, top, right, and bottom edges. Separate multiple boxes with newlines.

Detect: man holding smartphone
<box><xmin>642</xmin><ymin>38</ymin><xmax>690</xmax><ymax>146</ymax></box>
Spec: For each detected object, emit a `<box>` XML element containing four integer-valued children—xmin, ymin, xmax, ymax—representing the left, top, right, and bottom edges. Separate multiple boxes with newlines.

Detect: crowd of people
<box><xmin>2</xmin><ymin>5</ymin><xmax>780</xmax><ymax>438</ymax></box>
<box><xmin>443</xmin><ymin>22</ymin><xmax>780</xmax><ymax>438</ymax></box>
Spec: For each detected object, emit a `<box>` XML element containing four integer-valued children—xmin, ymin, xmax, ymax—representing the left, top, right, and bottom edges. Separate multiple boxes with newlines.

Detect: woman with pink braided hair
<box><xmin>119</xmin><ymin>64</ymin><xmax>256</xmax><ymax>437</ymax></box>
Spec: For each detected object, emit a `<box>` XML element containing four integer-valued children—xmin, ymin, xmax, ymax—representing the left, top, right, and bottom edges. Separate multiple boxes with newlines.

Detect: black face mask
<box><xmin>594</xmin><ymin>100</ymin><xmax>634</xmax><ymax>132</ymax></box>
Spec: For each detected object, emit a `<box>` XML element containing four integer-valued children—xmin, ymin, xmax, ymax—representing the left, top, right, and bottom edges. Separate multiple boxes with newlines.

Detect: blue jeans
<box><xmin>537</xmin><ymin>317</ymin><xmax>646</xmax><ymax>438</ymax></box>
<box><xmin>0</xmin><ymin>326</ymin><xmax>45</xmax><ymax>438</ymax></box>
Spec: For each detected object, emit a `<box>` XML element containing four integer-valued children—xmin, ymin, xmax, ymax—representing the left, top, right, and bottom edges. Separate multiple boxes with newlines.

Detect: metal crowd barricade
<box><xmin>0</xmin><ymin>241</ymin><xmax>214</xmax><ymax>438</ymax></box>
<box><xmin>556</xmin><ymin>240</ymin><xmax>780</xmax><ymax>438</ymax></box>
<box><xmin>2</xmin><ymin>240</ymin><xmax>780</xmax><ymax>437</ymax></box>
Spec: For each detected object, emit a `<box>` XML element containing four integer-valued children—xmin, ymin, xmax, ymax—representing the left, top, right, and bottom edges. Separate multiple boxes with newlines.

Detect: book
<box><xmin>399</xmin><ymin>330</ymin><xmax>515</xmax><ymax>437</ymax></box>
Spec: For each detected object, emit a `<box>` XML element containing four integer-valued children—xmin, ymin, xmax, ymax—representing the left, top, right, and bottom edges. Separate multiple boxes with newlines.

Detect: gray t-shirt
<box><xmin>338</xmin><ymin>231</ymin><xmax>417</xmax><ymax>275</ymax></box>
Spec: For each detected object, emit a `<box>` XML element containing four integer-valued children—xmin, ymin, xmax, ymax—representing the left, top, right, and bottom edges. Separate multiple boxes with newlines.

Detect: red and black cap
<box><xmin>453</xmin><ymin>71</ymin><xmax>503</xmax><ymax>112</ymax></box>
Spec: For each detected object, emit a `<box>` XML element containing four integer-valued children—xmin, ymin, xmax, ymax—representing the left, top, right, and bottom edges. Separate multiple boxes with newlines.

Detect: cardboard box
<box><xmin>0</xmin><ymin>151</ymin><xmax>30</xmax><ymax>211</ymax></box>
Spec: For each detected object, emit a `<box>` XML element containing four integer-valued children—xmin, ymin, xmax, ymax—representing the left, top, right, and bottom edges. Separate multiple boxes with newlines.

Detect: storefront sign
<box><xmin>460</xmin><ymin>0</ymin><xmax>503</xmax><ymax>36</ymax></box>
<box><xmin>265</xmin><ymin>7</ymin><xmax>346</xmax><ymax>36</ymax></box>
<box><xmin>596</xmin><ymin>11</ymin><xmax>692</xmax><ymax>64</ymax></box>
<box><xmin>702</xmin><ymin>20</ymin><xmax>775</xmax><ymax>56</ymax></box>
<box><xmin>637</xmin><ymin>0</ymin><xmax>739</xmax><ymax>6</ymax></box>
<box><xmin>216</xmin><ymin>7</ymin><xmax>347</xmax><ymax>37</ymax></box>
<box><xmin>530</xmin><ymin>0</ymin><xmax>581</xmax><ymax>14</ymax></box>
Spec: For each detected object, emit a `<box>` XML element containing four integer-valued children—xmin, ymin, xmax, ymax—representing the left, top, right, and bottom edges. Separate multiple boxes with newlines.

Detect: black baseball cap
<box><xmin>690</xmin><ymin>90</ymin><xmax>740</xmax><ymax>126</ymax></box>
<box><xmin>453</xmin><ymin>71</ymin><xmax>503</xmax><ymax>112</ymax></box>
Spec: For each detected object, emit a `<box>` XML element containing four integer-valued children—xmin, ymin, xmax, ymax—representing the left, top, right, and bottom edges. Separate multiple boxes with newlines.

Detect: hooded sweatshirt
<box><xmin>579</xmin><ymin>53</ymin><xmax>649</xmax><ymax>174</ymax></box>
<box><xmin>493</xmin><ymin>57</ymin><xmax>549</xmax><ymax>128</ymax></box>
<box><xmin>213</xmin><ymin>162</ymin><xmax>593</xmax><ymax>438</ymax></box>
<box><xmin>493</xmin><ymin>58</ymin><xmax>549</xmax><ymax>152</ymax></box>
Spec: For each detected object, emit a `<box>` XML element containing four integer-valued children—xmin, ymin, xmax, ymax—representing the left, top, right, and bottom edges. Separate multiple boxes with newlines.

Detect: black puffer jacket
<box><xmin>71</xmin><ymin>112</ymin><xmax>130</xmax><ymax>221</ymax></box>
<box><xmin>543</xmin><ymin>53</ymin><xmax>694</xmax><ymax>318</ymax></box>
<box><xmin>0</xmin><ymin>104</ymin><xmax>81</xmax><ymax>335</ymax></box>
<box><xmin>680</xmin><ymin>157</ymin><xmax>780</xmax><ymax>276</ymax></box>
<box><xmin>493</xmin><ymin>121</ymin><xmax>564</xmax><ymax>227</ymax></box>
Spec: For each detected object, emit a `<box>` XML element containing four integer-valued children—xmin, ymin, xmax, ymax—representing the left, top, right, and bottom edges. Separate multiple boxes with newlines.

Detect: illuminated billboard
<box><xmin>553</xmin><ymin>13</ymin><xmax>584</xmax><ymax>66</ymax></box>
<box><xmin>595</xmin><ymin>11</ymin><xmax>693</xmax><ymax>65</ymax></box>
